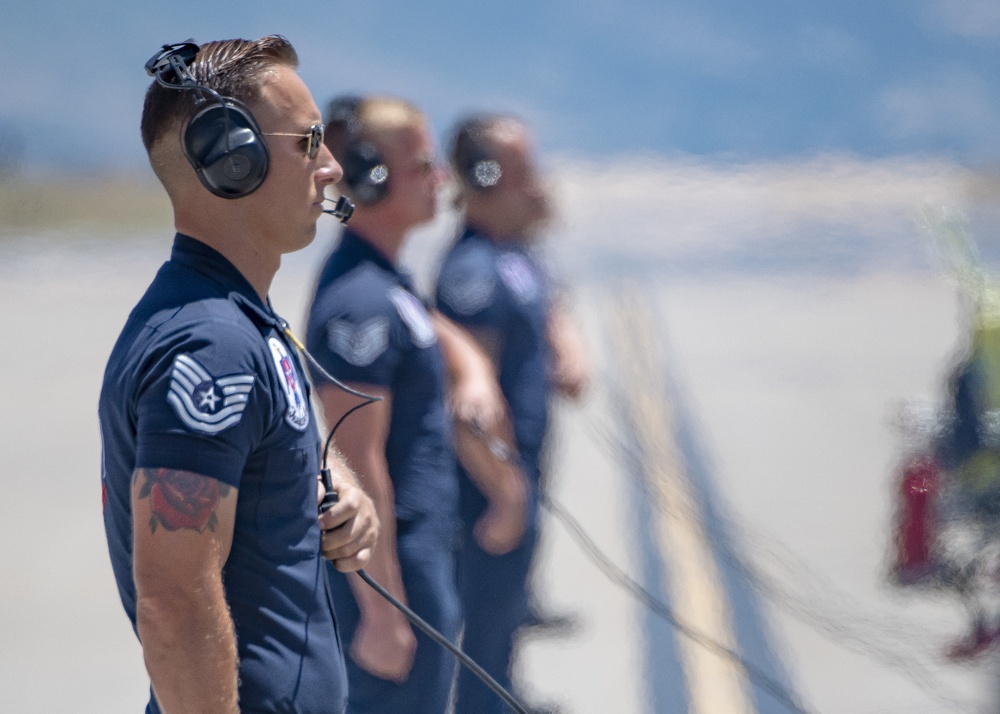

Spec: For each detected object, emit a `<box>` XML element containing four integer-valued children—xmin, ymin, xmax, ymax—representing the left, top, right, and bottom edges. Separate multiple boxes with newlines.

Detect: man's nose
<box><xmin>317</xmin><ymin>143</ymin><xmax>344</xmax><ymax>185</ymax></box>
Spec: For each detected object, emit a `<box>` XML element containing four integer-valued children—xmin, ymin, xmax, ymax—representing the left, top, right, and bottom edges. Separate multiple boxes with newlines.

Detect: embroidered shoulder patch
<box><xmin>327</xmin><ymin>317</ymin><xmax>390</xmax><ymax>366</ymax></box>
<box><xmin>439</xmin><ymin>268</ymin><xmax>496</xmax><ymax>316</ymax></box>
<box><xmin>268</xmin><ymin>337</ymin><xmax>310</xmax><ymax>431</ymax></box>
<box><xmin>497</xmin><ymin>253</ymin><xmax>540</xmax><ymax>305</ymax></box>
<box><xmin>167</xmin><ymin>354</ymin><xmax>255</xmax><ymax>435</ymax></box>
<box><xmin>389</xmin><ymin>286</ymin><xmax>437</xmax><ymax>348</ymax></box>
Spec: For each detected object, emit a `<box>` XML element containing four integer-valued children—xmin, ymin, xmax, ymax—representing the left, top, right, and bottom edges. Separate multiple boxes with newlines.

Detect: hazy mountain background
<box><xmin>1</xmin><ymin>0</ymin><xmax>999</xmax><ymax>172</ymax></box>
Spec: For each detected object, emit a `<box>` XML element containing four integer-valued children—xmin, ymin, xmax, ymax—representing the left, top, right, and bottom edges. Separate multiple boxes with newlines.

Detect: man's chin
<box><xmin>284</xmin><ymin>224</ymin><xmax>319</xmax><ymax>254</ymax></box>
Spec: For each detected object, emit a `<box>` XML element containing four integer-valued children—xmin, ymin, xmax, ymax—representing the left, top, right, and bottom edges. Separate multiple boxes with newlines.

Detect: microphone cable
<box><xmin>281</xmin><ymin>323</ymin><xmax>531</xmax><ymax>714</ymax></box>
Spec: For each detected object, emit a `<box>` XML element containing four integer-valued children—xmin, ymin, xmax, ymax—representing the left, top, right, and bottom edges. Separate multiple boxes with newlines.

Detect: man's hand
<box><xmin>453</xmin><ymin>421</ymin><xmax>529</xmax><ymax>555</ymax></box>
<box><xmin>547</xmin><ymin>302</ymin><xmax>590</xmax><ymax>401</ymax></box>
<box><xmin>473</xmin><ymin>476</ymin><xmax>528</xmax><ymax>555</ymax></box>
<box><xmin>349</xmin><ymin>588</ymin><xmax>417</xmax><ymax>683</ymax></box>
<box><xmin>317</xmin><ymin>465</ymin><xmax>379</xmax><ymax>572</ymax></box>
<box><xmin>550</xmin><ymin>350</ymin><xmax>589</xmax><ymax>400</ymax></box>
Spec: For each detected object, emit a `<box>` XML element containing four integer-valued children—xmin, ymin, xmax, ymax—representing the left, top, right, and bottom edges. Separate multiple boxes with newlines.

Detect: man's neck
<box><xmin>466</xmin><ymin>217</ymin><xmax>522</xmax><ymax>246</ymax></box>
<box><xmin>345</xmin><ymin>213</ymin><xmax>406</xmax><ymax>262</ymax></box>
<box><xmin>175</xmin><ymin>215</ymin><xmax>279</xmax><ymax>302</ymax></box>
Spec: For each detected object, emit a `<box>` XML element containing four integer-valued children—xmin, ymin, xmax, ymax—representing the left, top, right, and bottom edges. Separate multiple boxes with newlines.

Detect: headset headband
<box><xmin>143</xmin><ymin>40</ymin><xmax>269</xmax><ymax>199</ymax></box>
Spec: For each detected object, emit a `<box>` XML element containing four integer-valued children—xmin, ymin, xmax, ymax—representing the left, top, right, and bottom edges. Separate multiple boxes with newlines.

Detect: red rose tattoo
<box><xmin>137</xmin><ymin>469</ymin><xmax>232</xmax><ymax>533</ymax></box>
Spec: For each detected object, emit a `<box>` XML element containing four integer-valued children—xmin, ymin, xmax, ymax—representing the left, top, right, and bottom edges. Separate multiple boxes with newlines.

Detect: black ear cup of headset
<box><xmin>183</xmin><ymin>99</ymin><xmax>269</xmax><ymax>198</ymax></box>
<box><xmin>454</xmin><ymin>118</ymin><xmax>502</xmax><ymax>192</ymax></box>
<box><xmin>325</xmin><ymin>96</ymin><xmax>390</xmax><ymax>205</ymax></box>
<box><xmin>462</xmin><ymin>150</ymin><xmax>502</xmax><ymax>192</ymax></box>
<box><xmin>145</xmin><ymin>42</ymin><xmax>269</xmax><ymax>199</ymax></box>
<box><xmin>341</xmin><ymin>141</ymin><xmax>390</xmax><ymax>205</ymax></box>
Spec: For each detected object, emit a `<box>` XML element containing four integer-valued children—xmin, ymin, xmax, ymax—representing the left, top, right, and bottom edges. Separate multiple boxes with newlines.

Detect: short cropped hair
<box><xmin>323</xmin><ymin>95</ymin><xmax>425</xmax><ymax>165</ymax></box>
<box><xmin>140</xmin><ymin>35</ymin><xmax>298</xmax><ymax>155</ymax></box>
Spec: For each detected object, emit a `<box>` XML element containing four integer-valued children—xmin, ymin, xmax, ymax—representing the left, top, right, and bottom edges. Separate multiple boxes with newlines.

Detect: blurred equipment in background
<box><xmin>889</xmin><ymin>208</ymin><xmax>1000</xmax><ymax>660</ymax></box>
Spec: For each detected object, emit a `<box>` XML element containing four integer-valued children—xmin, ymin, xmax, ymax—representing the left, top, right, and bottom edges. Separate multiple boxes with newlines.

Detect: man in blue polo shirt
<box><xmin>435</xmin><ymin>114</ymin><xmax>589</xmax><ymax>713</ymax></box>
<box><xmin>99</xmin><ymin>37</ymin><xmax>377</xmax><ymax>713</ymax></box>
<box><xmin>305</xmin><ymin>94</ymin><xmax>456</xmax><ymax>714</ymax></box>
<box><xmin>305</xmin><ymin>95</ymin><xmax>526</xmax><ymax>714</ymax></box>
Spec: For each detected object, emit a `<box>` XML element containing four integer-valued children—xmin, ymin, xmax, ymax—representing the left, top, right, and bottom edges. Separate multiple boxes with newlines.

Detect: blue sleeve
<box><xmin>435</xmin><ymin>245</ymin><xmax>511</xmax><ymax>333</ymax></box>
<box><xmin>306</xmin><ymin>275</ymin><xmax>404</xmax><ymax>388</ymax></box>
<box><xmin>133</xmin><ymin>316</ymin><xmax>268</xmax><ymax>489</ymax></box>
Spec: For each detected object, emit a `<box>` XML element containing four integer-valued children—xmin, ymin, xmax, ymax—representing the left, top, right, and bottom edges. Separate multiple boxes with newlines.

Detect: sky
<box><xmin>1</xmin><ymin>0</ymin><xmax>1000</xmax><ymax>173</ymax></box>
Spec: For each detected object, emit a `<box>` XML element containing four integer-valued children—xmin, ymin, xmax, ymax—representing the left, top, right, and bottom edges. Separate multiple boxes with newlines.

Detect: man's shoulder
<box><xmin>442</xmin><ymin>233</ymin><xmax>498</xmax><ymax>268</ymax></box>
<box><xmin>323</xmin><ymin>256</ymin><xmax>395</xmax><ymax>289</ymax></box>
<box><xmin>139</xmin><ymin>295</ymin><xmax>261</xmax><ymax>346</ymax></box>
<box><xmin>435</xmin><ymin>251</ymin><xmax>504</xmax><ymax>319</ymax></box>
<box><xmin>312</xmin><ymin>261</ymin><xmax>398</xmax><ymax>319</ymax></box>
<box><xmin>116</xmin><ymin>272</ymin><xmax>270</xmax><ymax>381</ymax></box>
<box><xmin>438</xmin><ymin>238</ymin><xmax>499</xmax><ymax>294</ymax></box>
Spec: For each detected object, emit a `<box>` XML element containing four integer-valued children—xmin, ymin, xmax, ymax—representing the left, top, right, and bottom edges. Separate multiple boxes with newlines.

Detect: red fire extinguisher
<box><xmin>893</xmin><ymin>453</ymin><xmax>941</xmax><ymax>586</ymax></box>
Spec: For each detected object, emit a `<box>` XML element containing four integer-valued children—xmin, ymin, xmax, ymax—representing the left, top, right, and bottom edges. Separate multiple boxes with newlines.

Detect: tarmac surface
<box><xmin>4</xmin><ymin>158</ymin><xmax>1000</xmax><ymax>712</ymax></box>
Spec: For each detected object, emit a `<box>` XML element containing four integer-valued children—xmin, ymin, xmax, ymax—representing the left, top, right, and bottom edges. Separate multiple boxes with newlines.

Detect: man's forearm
<box><xmin>454</xmin><ymin>421</ymin><xmax>524</xmax><ymax>502</ymax></box>
<box><xmin>350</xmin><ymin>456</ymin><xmax>407</xmax><ymax>613</ymax></box>
<box><xmin>137</xmin><ymin>576</ymin><xmax>239</xmax><ymax>714</ymax></box>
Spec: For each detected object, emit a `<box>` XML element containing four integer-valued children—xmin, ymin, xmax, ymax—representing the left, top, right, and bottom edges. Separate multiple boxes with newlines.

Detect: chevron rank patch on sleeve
<box><xmin>326</xmin><ymin>317</ymin><xmax>390</xmax><ymax>366</ymax></box>
<box><xmin>166</xmin><ymin>353</ymin><xmax>256</xmax><ymax>435</ymax></box>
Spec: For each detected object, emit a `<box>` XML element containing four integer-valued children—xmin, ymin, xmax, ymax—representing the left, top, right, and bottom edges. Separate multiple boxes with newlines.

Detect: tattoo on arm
<box><xmin>135</xmin><ymin>468</ymin><xmax>232</xmax><ymax>534</ymax></box>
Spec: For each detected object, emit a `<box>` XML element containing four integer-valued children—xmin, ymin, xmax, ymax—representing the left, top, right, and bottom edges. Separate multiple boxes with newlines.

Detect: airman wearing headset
<box><xmin>304</xmin><ymin>95</ymin><xmax>527</xmax><ymax>713</ymax></box>
<box><xmin>434</xmin><ymin>114</ymin><xmax>590</xmax><ymax>713</ymax></box>
<box><xmin>98</xmin><ymin>37</ymin><xmax>378</xmax><ymax>714</ymax></box>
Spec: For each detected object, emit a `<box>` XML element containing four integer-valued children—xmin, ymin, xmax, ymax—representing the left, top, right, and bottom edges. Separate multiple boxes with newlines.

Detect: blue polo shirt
<box><xmin>435</xmin><ymin>226</ymin><xmax>552</xmax><ymax>474</ymax></box>
<box><xmin>99</xmin><ymin>234</ymin><xmax>347</xmax><ymax>714</ymax></box>
<box><xmin>305</xmin><ymin>229</ymin><xmax>457</xmax><ymax>538</ymax></box>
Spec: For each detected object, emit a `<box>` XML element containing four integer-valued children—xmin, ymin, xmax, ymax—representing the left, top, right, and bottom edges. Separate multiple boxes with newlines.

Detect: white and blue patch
<box><xmin>167</xmin><ymin>353</ymin><xmax>255</xmax><ymax>435</ymax></box>
<box><xmin>497</xmin><ymin>253</ymin><xmax>539</xmax><ymax>305</ymax></box>
<box><xmin>390</xmin><ymin>286</ymin><xmax>436</xmax><ymax>348</ymax></box>
<box><xmin>268</xmin><ymin>337</ymin><xmax>310</xmax><ymax>431</ymax></box>
<box><xmin>327</xmin><ymin>317</ymin><xmax>390</xmax><ymax>366</ymax></box>
<box><xmin>439</xmin><ymin>269</ymin><xmax>496</xmax><ymax>316</ymax></box>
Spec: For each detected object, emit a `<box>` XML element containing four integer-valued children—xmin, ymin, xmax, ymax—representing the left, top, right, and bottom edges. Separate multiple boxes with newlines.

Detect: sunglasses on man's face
<box><xmin>264</xmin><ymin>123</ymin><xmax>325</xmax><ymax>160</ymax></box>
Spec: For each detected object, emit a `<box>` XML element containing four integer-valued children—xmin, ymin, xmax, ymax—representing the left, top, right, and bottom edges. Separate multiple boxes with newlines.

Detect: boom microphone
<box><xmin>323</xmin><ymin>195</ymin><xmax>355</xmax><ymax>224</ymax></box>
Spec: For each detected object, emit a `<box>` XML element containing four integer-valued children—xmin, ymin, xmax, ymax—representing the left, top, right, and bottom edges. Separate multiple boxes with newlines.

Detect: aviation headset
<box><xmin>144</xmin><ymin>42</ymin><xmax>270</xmax><ymax>199</ymax></box>
<box><xmin>324</xmin><ymin>96</ymin><xmax>391</xmax><ymax>205</ymax></box>
<box><xmin>452</xmin><ymin>115</ymin><xmax>504</xmax><ymax>192</ymax></box>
